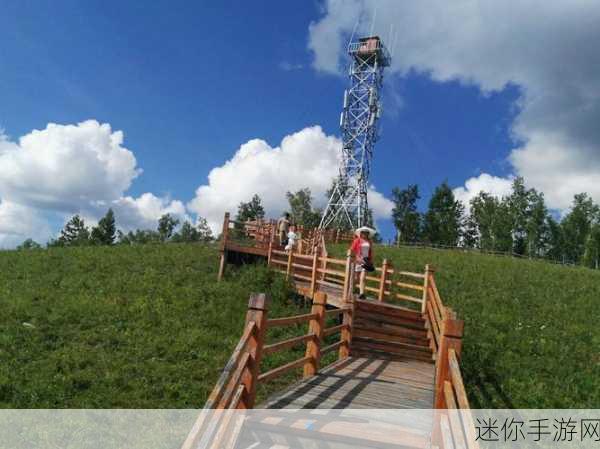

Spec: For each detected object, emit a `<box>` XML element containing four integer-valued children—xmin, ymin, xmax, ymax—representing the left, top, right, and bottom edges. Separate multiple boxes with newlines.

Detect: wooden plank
<box><xmin>292</xmin><ymin>273</ymin><xmax>312</xmax><ymax>282</ymax></box>
<box><xmin>224</xmin><ymin>242</ymin><xmax>268</xmax><ymax>257</ymax></box>
<box><xmin>205</xmin><ymin>321</ymin><xmax>256</xmax><ymax>408</ymax></box>
<box><xmin>321</xmin><ymin>340</ymin><xmax>344</xmax><ymax>356</ymax></box>
<box><xmin>217</xmin><ymin>352</ymin><xmax>250</xmax><ymax>408</ymax></box>
<box><xmin>396</xmin><ymin>293</ymin><xmax>424</xmax><ymax>304</ymax></box>
<box><xmin>323</xmin><ymin>323</ymin><xmax>346</xmax><ymax>337</ymax></box>
<box><xmin>353</xmin><ymin>318</ymin><xmax>428</xmax><ymax>340</ymax></box>
<box><xmin>354</xmin><ymin>309</ymin><xmax>426</xmax><ymax>331</ymax></box>
<box><xmin>316</xmin><ymin>267</ymin><xmax>346</xmax><ymax>277</ymax></box>
<box><xmin>263</xmin><ymin>333</ymin><xmax>314</xmax><ymax>356</ymax></box>
<box><xmin>356</xmin><ymin>299</ymin><xmax>423</xmax><ymax>321</ymax></box>
<box><xmin>397</xmin><ymin>281</ymin><xmax>424</xmax><ymax>291</ymax></box>
<box><xmin>317</xmin><ymin>279</ymin><xmax>346</xmax><ymax>289</ymax></box>
<box><xmin>319</xmin><ymin>256</ymin><xmax>346</xmax><ymax>265</ymax></box>
<box><xmin>266</xmin><ymin>313</ymin><xmax>317</xmax><ymax>327</ymax></box>
<box><xmin>353</xmin><ymin>327</ymin><xmax>429</xmax><ymax>347</ymax></box>
<box><xmin>448</xmin><ymin>349</ymin><xmax>470</xmax><ymax>410</ymax></box>
<box><xmin>325</xmin><ymin>307</ymin><xmax>350</xmax><ymax>317</ymax></box>
<box><xmin>258</xmin><ymin>356</ymin><xmax>312</xmax><ymax>383</ymax></box>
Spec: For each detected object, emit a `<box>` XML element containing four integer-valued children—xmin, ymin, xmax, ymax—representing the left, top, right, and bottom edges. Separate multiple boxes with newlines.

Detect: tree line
<box><xmin>391</xmin><ymin>178</ymin><xmax>600</xmax><ymax>268</ymax></box>
<box><xmin>16</xmin><ymin>178</ymin><xmax>600</xmax><ymax>269</ymax></box>
<box><xmin>17</xmin><ymin>209</ymin><xmax>213</xmax><ymax>250</ymax></box>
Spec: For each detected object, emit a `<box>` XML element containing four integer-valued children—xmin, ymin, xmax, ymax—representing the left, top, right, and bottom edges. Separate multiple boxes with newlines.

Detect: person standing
<box><xmin>277</xmin><ymin>213</ymin><xmax>291</xmax><ymax>246</ymax></box>
<box><xmin>349</xmin><ymin>226</ymin><xmax>375</xmax><ymax>299</ymax></box>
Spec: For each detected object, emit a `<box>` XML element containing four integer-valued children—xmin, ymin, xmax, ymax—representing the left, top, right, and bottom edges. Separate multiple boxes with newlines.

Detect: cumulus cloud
<box><xmin>0</xmin><ymin>120</ymin><xmax>140</xmax><ymax>211</ymax></box>
<box><xmin>188</xmin><ymin>126</ymin><xmax>393</xmax><ymax>232</ymax></box>
<box><xmin>0</xmin><ymin>121</ymin><xmax>186</xmax><ymax>246</ymax></box>
<box><xmin>453</xmin><ymin>173</ymin><xmax>514</xmax><ymax>212</ymax></box>
<box><xmin>309</xmin><ymin>0</ymin><xmax>600</xmax><ymax>212</ymax></box>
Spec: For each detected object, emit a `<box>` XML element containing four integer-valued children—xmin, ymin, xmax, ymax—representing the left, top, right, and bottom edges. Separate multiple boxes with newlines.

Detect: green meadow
<box><xmin>1</xmin><ymin>243</ymin><xmax>598</xmax><ymax>408</ymax></box>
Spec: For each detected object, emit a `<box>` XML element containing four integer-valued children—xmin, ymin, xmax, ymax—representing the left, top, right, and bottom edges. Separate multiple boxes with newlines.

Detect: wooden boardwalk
<box><xmin>185</xmin><ymin>213</ymin><xmax>476</xmax><ymax>449</ymax></box>
<box><xmin>261</xmin><ymin>356</ymin><xmax>434</xmax><ymax>409</ymax></box>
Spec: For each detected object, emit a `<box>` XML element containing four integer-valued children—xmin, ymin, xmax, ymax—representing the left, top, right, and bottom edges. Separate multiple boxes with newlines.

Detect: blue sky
<box><xmin>1</xmin><ymin>1</ymin><xmax>599</xmax><ymax>246</ymax></box>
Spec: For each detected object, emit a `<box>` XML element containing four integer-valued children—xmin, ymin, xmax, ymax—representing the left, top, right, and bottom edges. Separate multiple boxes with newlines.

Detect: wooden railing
<box><xmin>423</xmin><ymin>268</ymin><xmax>477</xmax><ymax>449</ymax></box>
<box><xmin>204</xmin><ymin>291</ymin><xmax>351</xmax><ymax>410</ymax></box>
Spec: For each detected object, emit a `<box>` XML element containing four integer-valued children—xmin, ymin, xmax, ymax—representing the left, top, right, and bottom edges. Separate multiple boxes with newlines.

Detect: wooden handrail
<box><xmin>204</xmin><ymin>319</ymin><xmax>256</xmax><ymax>409</ymax></box>
<box><xmin>266</xmin><ymin>313</ymin><xmax>317</xmax><ymax>327</ymax></box>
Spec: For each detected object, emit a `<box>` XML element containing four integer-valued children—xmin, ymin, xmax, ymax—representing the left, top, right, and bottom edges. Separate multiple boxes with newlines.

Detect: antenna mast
<box><xmin>320</xmin><ymin>35</ymin><xmax>391</xmax><ymax>229</ymax></box>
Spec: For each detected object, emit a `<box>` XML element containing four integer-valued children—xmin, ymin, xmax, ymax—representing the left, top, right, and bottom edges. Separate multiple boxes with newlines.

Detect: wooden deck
<box><xmin>261</xmin><ymin>356</ymin><xmax>435</xmax><ymax>409</ymax></box>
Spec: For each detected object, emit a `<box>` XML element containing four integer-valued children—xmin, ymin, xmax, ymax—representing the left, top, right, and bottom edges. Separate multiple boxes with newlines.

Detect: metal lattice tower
<box><xmin>320</xmin><ymin>36</ymin><xmax>391</xmax><ymax>230</ymax></box>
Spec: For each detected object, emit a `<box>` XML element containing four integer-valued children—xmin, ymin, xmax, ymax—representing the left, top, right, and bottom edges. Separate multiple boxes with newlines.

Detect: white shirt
<box><xmin>285</xmin><ymin>231</ymin><xmax>297</xmax><ymax>250</ymax></box>
<box><xmin>360</xmin><ymin>241</ymin><xmax>370</xmax><ymax>258</ymax></box>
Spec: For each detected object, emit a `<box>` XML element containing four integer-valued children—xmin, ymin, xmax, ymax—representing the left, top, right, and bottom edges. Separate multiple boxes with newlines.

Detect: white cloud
<box><xmin>107</xmin><ymin>193</ymin><xmax>188</xmax><ymax>232</ymax></box>
<box><xmin>0</xmin><ymin>120</ymin><xmax>140</xmax><ymax>211</ymax></box>
<box><xmin>188</xmin><ymin>126</ymin><xmax>393</xmax><ymax>233</ymax></box>
<box><xmin>0</xmin><ymin>120</ymin><xmax>188</xmax><ymax>247</ymax></box>
<box><xmin>309</xmin><ymin>0</ymin><xmax>600</xmax><ymax>212</ymax></box>
<box><xmin>0</xmin><ymin>200</ymin><xmax>52</xmax><ymax>248</ymax></box>
<box><xmin>453</xmin><ymin>173</ymin><xmax>514</xmax><ymax>212</ymax></box>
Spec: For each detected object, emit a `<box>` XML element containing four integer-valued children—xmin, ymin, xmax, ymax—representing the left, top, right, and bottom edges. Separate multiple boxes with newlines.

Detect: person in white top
<box><xmin>285</xmin><ymin>225</ymin><xmax>297</xmax><ymax>252</ymax></box>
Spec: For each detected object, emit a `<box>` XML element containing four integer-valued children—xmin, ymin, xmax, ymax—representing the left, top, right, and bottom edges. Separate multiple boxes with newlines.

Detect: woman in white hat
<box><xmin>349</xmin><ymin>226</ymin><xmax>375</xmax><ymax>299</ymax></box>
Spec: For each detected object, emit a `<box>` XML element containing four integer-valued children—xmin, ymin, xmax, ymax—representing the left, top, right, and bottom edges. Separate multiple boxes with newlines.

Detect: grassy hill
<box><xmin>0</xmin><ymin>243</ymin><xmax>306</xmax><ymax>408</ymax></box>
<box><xmin>1</xmin><ymin>243</ymin><xmax>598</xmax><ymax>408</ymax></box>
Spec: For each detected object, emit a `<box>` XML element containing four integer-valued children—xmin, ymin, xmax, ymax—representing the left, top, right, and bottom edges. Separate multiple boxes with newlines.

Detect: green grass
<box><xmin>330</xmin><ymin>244</ymin><xmax>600</xmax><ymax>408</ymax></box>
<box><xmin>0</xmin><ymin>243</ymin><xmax>307</xmax><ymax>408</ymax></box>
<box><xmin>1</xmin><ymin>242</ymin><xmax>598</xmax><ymax>408</ymax></box>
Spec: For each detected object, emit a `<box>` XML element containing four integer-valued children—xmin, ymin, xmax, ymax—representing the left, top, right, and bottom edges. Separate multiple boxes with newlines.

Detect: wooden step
<box><xmin>353</xmin><ymin>309</ymin><xmax>427</xmax><ymax>331</ymax></box>
<box><xmin>353</xmin><ymin>326</ymin><xmax>430</xmax><ymax>348</ymax></box>
<box><xmin>352</xmin><ymin>348</ymin><xmax>436</xmax><ymax>364</ymax></box>
<box><xmin>351</xmin><ymin>336</ymin><xmax>434</xmax><ymax>363</ymax></box>
<box><xmin>353</xmin><ymin>318</ymin><xmax>429</xmax><ymax>340</ymax></box>
<box><xmin>355</xmin><ymin>299</ymin><xmax>423</xmax><ymax>321</ymax></box>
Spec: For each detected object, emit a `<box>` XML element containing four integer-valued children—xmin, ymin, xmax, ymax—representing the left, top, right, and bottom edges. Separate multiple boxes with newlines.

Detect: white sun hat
<box><xmin>355</xmin><ymin>226</ymin><xmax>376</xmax><ymax>237</ymax></box>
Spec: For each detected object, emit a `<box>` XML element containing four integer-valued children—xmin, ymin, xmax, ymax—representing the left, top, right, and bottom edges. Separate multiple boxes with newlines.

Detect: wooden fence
<box><xmin>203</xmin><ymin>291</ymin><xmax>351</xmax><ymax>410</ymax></box>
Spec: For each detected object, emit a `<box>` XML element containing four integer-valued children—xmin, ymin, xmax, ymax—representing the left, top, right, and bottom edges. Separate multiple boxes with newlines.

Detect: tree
<box><xmin>422</xmin><ymin>181</ymin><xmax>464</xmax><ymax>246</ymax></box>
<box><xmin>507</xmin><ymin>177</ymin><xmax>530</xmax><ymax>255</ymax></box>
<box><xmin>391</xmin><ymin>184</ymin><xmax>421</xmax><ymax>244</ymax></box>
<box><xmin>525</xmin><ymin>191</ymin><xmax>550</xmax><ymax>257</ymax></box>
<box><xmin>286</xmin><ymin>188</ymin><xmax>321</xmax><ymax>229</ymax></box>
<box><xmin>17</xmin><ymin>238</ymin><xmax>42</xmax><ymax>250</ymax></box>
<box><xmin>157</xmin><ymin>213</ymin><xmax>180</xmax><ymax>242</ymax></box>
<box><xmin>58</xmin><ymin>215</ymin><xmax>90</xmax><ymax>246</ymax></box>
<box><xmin>118</xmin><ymin>229</ymin><xmax>160</xmax><ymax>245</ymax></box>
<box><xmin>196</xmin><ymin>217</ymin><xmax>214</xmax><ymax>242</ymax></box>
<box><xmin>582</xmin><ymin>224</ymin><xmax>600</xmax><ymax>269</ymax></box>
<box><xmin>469</xmin><ymin>192</ymin><xmax>512</xmax><ymax>251</ymax></box>
<box><xmin>561</xmin><ymin>193</ymin><xmax>599</xmax><ymax>263</ymax></box>
<box><xmin>90</xmin><ymin>208</ymin><xmax>116</xmax><ymax>245</ymax></box>
<box><xmin>173</xmin><ymin>218</ymin><xmax>214</xmax><ymax>243</ymax></box>
<box><xmin>236</xmin><ymin>194</ymin><xmax>265</xmax><ymax>223</ymax></box>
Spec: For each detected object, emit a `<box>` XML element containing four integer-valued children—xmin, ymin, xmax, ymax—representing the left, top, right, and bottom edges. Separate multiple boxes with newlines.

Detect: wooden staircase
<box><xmin>351</xmin><ymin>299</ymin><xmax>434</xmax><ymax>364</ymax></box>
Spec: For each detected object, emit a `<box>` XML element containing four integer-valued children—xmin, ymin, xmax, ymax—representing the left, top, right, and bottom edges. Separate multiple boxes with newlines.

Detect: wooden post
<box><xmin>342</xmin><ymin>250</ymin><xmax>353</xmax><ymax>303</ymax></box>
<box><xmin>378</xmin><ymin>258</ymin><xmax>389</xmax><ymax>301</ymax></box>
<box><xmin>286</xmin><ymin>249</ymin><xmax>293</xmax><ymax>280</ymax></box>
<box><xmin>217</xmin><ymin>212</ymin><xmax>230</xmax><ymax>281</ymax></box>
<box><xmin>434</xmin><ymin>317</ymin><xmax>464</xmax><ymax>409</ymax></box>
<box><xmin>310</xmin><ymin>249</ymin><xmax>318</xmax><ymax>297</ymax></box>
<box><xmin>241</xmin><ymin>293</ymin><xmax>270</xmax><ymax>409</ymax></box>
<box><xmin>422</xmin><ymin>264</ymin><xmax>434</xmax><ymax>313</ymax></box>
<box><xmin>304</xmin><ymin>292</ymin><xmax>327</xmax><ymax>377</ymax></box>
<box><xmin>339</xmin><ymin>297</ymin><xmax>354</xmax><ymax>359</ymax></box>
<box><xmin>267</xmin><ymin>241</ymin><xmax>273</xmax><ymax>267</ymax></box>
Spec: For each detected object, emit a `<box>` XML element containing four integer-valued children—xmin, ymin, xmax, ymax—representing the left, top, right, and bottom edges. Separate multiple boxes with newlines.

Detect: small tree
<box><xmin>58</xmin><ymin>215</ymin><xmax>90</xmax><ymax>246</ymax></box>
<box><xmin>422</xmin><ymin>181</ymin><xmax>464</xmax><ymax>246</ymax></box>
<box><xmin>17</xmin><ymin>238</ymin><xmax>42</xmax><ymax>250</ymax></box>
<box><xmin>196</xmin><ymin>217</ymin><xmax>214</xmax><ymax>242</ymax></box>
<box><xmin>391</xmin><ymin>184</ymin><xmax>421</xmax><ymax>244</ymax></box>
<box><xmin>286</xmin><ymin>188</ymin><xmax>321</xmax><ymax>229</ymax></box>
<box><xmin>90</xmin><ymin>208</ymin><xmax>116</xmax><ymax>245</ymax></box>
<box><xmin>236</xmin><ymin>194</ymin><xmax>265</xmax><ymax>223</ymax></box>
<box><xmin>158</xmin><ymin>214</ymin><xmax>180</xmax><ymax>242</ymax></box>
